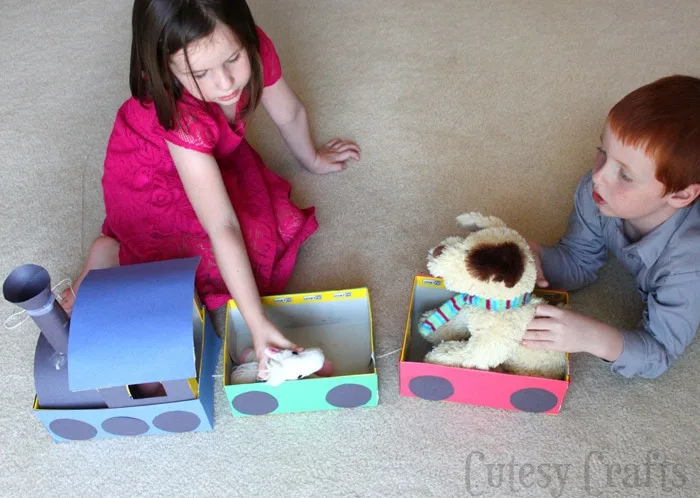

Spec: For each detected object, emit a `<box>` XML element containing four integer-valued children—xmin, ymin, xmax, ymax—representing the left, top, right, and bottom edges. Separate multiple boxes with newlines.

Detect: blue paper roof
<box><xmin>67</xmin><ymin>257</ymin><xmax>201</xmax><ymax>391</ymax></box>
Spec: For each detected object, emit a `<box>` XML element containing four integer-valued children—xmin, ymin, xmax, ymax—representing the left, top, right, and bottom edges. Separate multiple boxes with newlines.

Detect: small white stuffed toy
<box><xmin>230</xmin><ymin>347</ymin><xmax>331</xmax><ymax>386</ymax></box>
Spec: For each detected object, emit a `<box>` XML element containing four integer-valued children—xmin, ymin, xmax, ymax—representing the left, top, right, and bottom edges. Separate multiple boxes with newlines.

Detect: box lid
<box><xmin>67</xmin><ymin>257</ymin><xmax>201</xmax><ymax>391</ymax></box>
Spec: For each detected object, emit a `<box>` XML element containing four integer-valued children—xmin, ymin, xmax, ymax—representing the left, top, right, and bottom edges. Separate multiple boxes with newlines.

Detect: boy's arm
<box><xmin>541</xmin><ymin>171</ymin><xmax>609</xmax><ymax>290</ymax></box>
<box><xmin>610</xmin><ymin>271</ymin><xmax>700</xmax><ymax>378</ymax></box>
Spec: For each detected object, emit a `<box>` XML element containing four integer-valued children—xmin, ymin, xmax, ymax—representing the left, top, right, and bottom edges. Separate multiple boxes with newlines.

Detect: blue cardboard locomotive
<box><xmin>3</xmin><ymin>257</ymin><xmax>220</xmax><ymax>443</ymax></box>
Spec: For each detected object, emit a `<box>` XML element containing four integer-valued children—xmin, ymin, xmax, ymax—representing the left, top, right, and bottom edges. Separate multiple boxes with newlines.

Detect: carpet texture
<box><xmin>1</xmin><ymin>1</ymin><xmax>698</xmax><ymax>496</ymax></box>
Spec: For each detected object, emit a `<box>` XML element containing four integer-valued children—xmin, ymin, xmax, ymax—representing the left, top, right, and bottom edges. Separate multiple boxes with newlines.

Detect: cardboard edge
<box><xmin>222</xmin><ymin>300</ymin><xmax>233</xmax><ymax>389</ymax></box>
<box><xmin>227</xmin><ymin>288</ymin><xmax>369</xmax><ymax>309</ymax></box>
<box><xmin>194</xmin><ymin>293</ymin><xmax>204</xmax><ymax>322</ymax></box>
<box><xmin>198</xmin><ymin>307</ymin><xmax>220</xmax><ymax>429</ymax></box>
<box><xmin>400</xmin><ymin>276</ymin><xmax>419</xmax><ymax>363</ymax></box>
<box><xmin>188</xmin><ymin>299</ymin><xmax>206</xmax><ymax>399</ymax></box>
<box><xmin>365</xmin><ymin>287</ymin><xmax>377</xmax><ymax>375</ymax></box>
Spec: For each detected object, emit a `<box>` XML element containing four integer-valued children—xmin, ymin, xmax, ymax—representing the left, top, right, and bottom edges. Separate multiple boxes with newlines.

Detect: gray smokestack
<box><xmin>3</xmin><ymin>264</ymin><xmax>70</xmax><ymax>354</ymax></box>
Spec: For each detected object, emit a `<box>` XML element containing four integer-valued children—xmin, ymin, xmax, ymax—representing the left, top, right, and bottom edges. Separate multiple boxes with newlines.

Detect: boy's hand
<box><xmin>527</xmin><ymin>240</ymin><xmax>549</xmax><ymax>288</ymax></box>
<box><xmin>523</xmin><ymin>304</ymin><xmax>623</xmax><ymax>361</ymax></box>
<box><xmin>310</xmin><ymin>138</ymin><xmax>360</xmax><ymax>174</ymax></box>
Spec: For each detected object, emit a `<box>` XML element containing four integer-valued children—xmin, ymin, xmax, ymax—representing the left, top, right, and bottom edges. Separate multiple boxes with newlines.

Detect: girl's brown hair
<box><xmin>130</xmin><ymin>0</ymin><xmax>263</xmax><ymax>130</ymax></box>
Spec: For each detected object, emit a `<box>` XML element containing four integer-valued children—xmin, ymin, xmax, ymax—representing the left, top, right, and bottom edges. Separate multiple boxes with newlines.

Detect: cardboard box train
<box><xmin>224</xmin><ymin>287</ymin><xmax>378</xmax><ymax>416</ymax></box>
<box><xmin>399</xmin><ymin>275</ymin><xmax>571</xmax><ymax>414</ymax></box>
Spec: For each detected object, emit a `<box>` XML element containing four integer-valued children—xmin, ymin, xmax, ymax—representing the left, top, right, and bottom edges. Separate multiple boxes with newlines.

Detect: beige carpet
<box><xmin>1</xmin><ymin>1</ymin><xmax>699</xmax><ymax>496</ymax></box>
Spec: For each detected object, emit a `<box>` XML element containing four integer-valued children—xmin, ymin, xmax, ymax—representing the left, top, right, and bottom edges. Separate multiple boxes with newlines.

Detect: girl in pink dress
<box><xmin>63</xmin><ymin>0</ymin><xmax>360</xmax><ymax>376</ymax></box>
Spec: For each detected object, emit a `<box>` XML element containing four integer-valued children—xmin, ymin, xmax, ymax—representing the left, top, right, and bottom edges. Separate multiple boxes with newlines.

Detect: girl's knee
<box><xmin>88</xmin><ymin>235</ymin><xmax>120</xmax><ymax>267</ymax></box>
<box><xmin>94</xmin><ymin>235</ymin><xmax>119</xmax><ymax>252</ymax></box>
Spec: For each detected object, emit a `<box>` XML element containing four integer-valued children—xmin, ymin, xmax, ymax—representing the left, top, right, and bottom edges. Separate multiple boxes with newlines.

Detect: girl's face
<box><xmin>169</xmin><ymin>22</ymin><xmax>251</xmax><ymax>107</ymax></box>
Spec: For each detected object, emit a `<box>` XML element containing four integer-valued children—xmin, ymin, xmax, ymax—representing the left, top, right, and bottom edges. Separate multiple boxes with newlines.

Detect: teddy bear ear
<box><xmin>466</xmin><ymin>241</ymin><xmax>525</xmax><ymax>288</ymax></box>
<box><xmin>456</xmin><ymin>212</ymin><xmax>508</xmax><ymax>231</ymax></box>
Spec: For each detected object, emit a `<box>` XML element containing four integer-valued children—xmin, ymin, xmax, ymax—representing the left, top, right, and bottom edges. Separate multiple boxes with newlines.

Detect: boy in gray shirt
<box><xmin>524</xmin><ymin>75</ymin><xmax>700</xmax><ymax>378</ymax></box>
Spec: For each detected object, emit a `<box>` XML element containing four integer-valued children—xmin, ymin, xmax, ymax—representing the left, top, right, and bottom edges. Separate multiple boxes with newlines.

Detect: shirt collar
<box><xmin>617</xmin><ymin>204</ymin><xmax>696</xmax><ymax>269</ymax></box>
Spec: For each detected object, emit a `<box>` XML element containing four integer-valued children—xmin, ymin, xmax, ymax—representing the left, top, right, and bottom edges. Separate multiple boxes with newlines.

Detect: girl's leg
<box><xmin>60</xmin><ymin>235</ymin><xmax>120</xmax><ymax>314</ymax></box>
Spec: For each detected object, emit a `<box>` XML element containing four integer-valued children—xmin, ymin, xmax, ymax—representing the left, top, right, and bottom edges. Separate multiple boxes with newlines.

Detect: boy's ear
<box><xmin>669</xmin><ymin>184</ymin><xmax>700</xmax><ymax>208</ymax></box>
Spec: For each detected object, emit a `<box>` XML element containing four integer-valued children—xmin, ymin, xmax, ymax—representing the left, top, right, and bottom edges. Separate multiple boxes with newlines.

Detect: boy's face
<box><xmin>169</xmin><ymin>22</ymin><xmax>252</xmax><ymax>108</ymax></box>
<box><xmin>591</xmin><ymin>123</ymin><xmax>675</xmax><ymax>230</ymax></box>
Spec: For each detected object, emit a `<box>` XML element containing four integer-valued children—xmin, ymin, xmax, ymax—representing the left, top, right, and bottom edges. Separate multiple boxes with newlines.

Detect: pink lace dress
<box><xmin>100</xmin><ymin>28</ymin><xmax>318</xmax><ymax>309</ymax></box>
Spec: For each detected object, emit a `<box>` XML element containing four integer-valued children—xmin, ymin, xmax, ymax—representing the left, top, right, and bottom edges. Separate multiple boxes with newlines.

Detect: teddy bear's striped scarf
<box><xmin>418</xmin><ymin>291</ymin><xmax>533</xmax><ymax>338</ymax></box>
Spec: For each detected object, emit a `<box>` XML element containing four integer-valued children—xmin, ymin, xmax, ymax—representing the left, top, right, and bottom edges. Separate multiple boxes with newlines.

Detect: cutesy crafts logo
<box><xmin>583</xmin><ymin>450</ymin><xmax>686</xmax><ymax>496</ymax></box>
<box><xmin>465</xmin><ymin>451</ymin><xmax>570</xmax><ymax>497</ymax></box>
<box><xmin>465</xmin><ymin>450</ymin><xmax>687</xmax><ymax>497</ymax></box>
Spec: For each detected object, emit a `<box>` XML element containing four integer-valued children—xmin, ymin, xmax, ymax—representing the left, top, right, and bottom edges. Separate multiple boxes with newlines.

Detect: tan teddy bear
<box><xmin>418</xmin><ymin>212</ymin><xmax>567</xmax><ymax>380</ymax></box>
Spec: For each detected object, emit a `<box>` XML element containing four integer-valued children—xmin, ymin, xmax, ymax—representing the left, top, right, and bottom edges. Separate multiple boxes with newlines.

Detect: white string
<box><xmin>3</xmin><ymin>310</ymin><xmax>28</xmax><ymax>330</ymax></box>
<box><xmin>375</xmin><ymin>347</ymin><xmax>402</xmax><ymax>359</ymax></box>
<box><xmin>52</xmin><ymin>278</ymin><xmax>76</xmax><ymax>304</ymax></box>
<box><xmin>2</xmin><ymin>278</ymin><xmax>75</xmax><ymax>330</ymax></box>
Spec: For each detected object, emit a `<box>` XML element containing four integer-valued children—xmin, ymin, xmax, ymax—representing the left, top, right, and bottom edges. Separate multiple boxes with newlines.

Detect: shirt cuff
<box><xmin>609</xmin><ymin>329</ymin><xmax>647</xmax><ymax>377</ymax></box>
<box><xmin>541</xmin><ymin>245</ymin><xmax>565</xmax><ymax>288</ymax></box>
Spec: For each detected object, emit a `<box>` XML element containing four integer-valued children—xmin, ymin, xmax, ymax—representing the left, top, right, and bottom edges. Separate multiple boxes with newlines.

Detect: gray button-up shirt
<box><xmin>541</xmin><ymin>171</ymin><xmax>700</xmax><ymax>378</ymax></box>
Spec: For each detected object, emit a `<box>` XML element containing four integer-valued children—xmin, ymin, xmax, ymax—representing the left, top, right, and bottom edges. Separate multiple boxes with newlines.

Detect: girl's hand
<box><xmin>251</xmin><ymin>320</ymin><xmax>303</xmax><ymax>379</ymax></box>
<box><xmin>310</xmin><ymin>138</ymin><xmax>360</xmax><ymax>174</ymax></box>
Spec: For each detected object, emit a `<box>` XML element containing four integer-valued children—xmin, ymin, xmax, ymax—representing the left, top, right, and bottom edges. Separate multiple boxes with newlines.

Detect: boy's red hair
<box><xmin>607</xmin><ymin>75</ymin><xmax>700</xmax><ymax>195</ymax></box>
